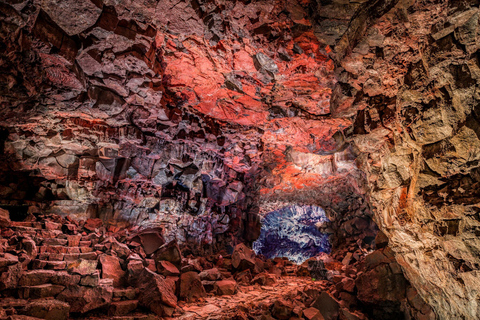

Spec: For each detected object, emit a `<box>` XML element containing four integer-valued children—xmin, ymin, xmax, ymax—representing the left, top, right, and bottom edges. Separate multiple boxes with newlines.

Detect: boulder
<box><xmin>57</xmin><ymin>281</ymin><xmax>113</xmax><ymax>313</ymax></box>
<box><xmin>199</xmin><ymin>268</ymin><xmax>222</xmax><ymax>281</ymax></box>
<box><xmin>252</xmin><ymin>272</ymin><xmax>276</xmax><ymax>286</ymax></box>
<box><xmin>80</xmin><ymin>271</ymin><xmax>100</xmax><ymax>287</ymax></box>
<box><xmin>126</xmin><ymin>259</ymin><xmax>144</xmax><ymax>285</ymax></box>
<box><xmin>179</xmin><ymin>271</ymin><xmax>206</xmax><ymax>302</ymax></box>
<box><xmin>100</xmin><ymin>254</ymin><xmax>125</xmax><ymax>287</ymax></box>
<box><xmin>110</xmin><ymin>238</ymin><xmax>131</xmax><ymax>259</ymax></box>
<box><xmin>21</xmin><ymin>299</ymin><xmax>70</xmax><ymax>320</ymax></box>
<box><xmin>0</xmin><ymin>208</ymin><xmax>10</xmax><ymax>227</ymax></box>
<box><xmin>153</xmin><ymin>240</ymin><xmax>182</xmax><ymax>269</ymax></box>
<box><xmin>19</xmin><ymin>270</ymin><xmax>80</xmax><ymax>287</ymax></box>
<box><xmin>108</xmin><ymin>300</ymin><xmax>138</xmax><ymax>316</ymax></box>
<box><xmin>0</xmin><ymin>253</ymin><xmax>18</xmax><ymax>268</ymax></box>
<box><xmin>130</xmin><ymin>230</ymin><xmax>164</xmax><ymax>255</ymax></box>
<box><xmin>312</xmin><ymin>292</ymin><xmax>340</xmax><ymax>320</ymax></box>
<box><xmin>271</xmin><ymin>299</ymin><xmax>293</xmax><ymax>320</ymax></box>
<box><xmin>0</xmin><ymin>262</ymin><xmax>22</xmax><ymax>290</ymax></box>
<box><xmin>231</xmin><ymin>243</ymin><xmax>256</xmax><ymax>271</ymax></box>
<box><xmin>156</xmin><ymin>260</ymin><xmax>180</xmax><ymax>276</ymax></box>
<box><xmin>19</xmin><ymin>284</ymin><xmax>65</xmax><ymax>299</ymax></box>
<box><xmin>235</xmin><ymin>269</ymin><xmax>253</xmax><ymax>285</ymax></box>
<box><xmin>83</xmin><ymin>218</ymin><xmax>103</xmax><ymax>232</ymax></box>
<box><xmin>303</xmin><ymin>307</ymin><xmax>324</xmax><ymax>320</ymax></box>
<box><xmin>136</xmin><ymin>268</ymin><xmax>177</xmax><ymax>316</ymax></box>
<box><xmin>22</xmin><ymin>239</ymin><xmax>37</xmax><ymax>259</ymax></box>
<box><xmin>67</xmin><ymin>259</ymin><xmax>97</xmax><ymax>276</ymax></box>
<box><xmin>213</xmin><ymin>279</ymin><xmax>237</xmax><ymax>295</ymax></box>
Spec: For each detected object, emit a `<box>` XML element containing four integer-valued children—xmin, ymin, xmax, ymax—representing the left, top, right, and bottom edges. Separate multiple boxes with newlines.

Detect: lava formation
<box><xmin>1</xmin><ymin>0</ymin><xmax>479</xmax><ymax>319</ymax></box>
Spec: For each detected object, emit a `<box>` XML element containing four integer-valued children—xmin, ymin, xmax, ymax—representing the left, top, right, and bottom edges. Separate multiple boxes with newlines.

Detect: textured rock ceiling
<box><xmin>0</xmin><ymin>0</ymin><xmax>367</xmax><ymax>243</ymax></box>
<box><xmin>1</xmin><ymin>0</ymin><xmax>480</xmax><ymax>319</ymax></box>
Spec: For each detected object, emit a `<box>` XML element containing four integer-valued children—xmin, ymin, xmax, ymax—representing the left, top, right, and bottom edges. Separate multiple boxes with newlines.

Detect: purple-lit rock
<box><xmin>253</xmin><ymin>205</ymin><xmax>330</xmax><ymax>264</ymax></box>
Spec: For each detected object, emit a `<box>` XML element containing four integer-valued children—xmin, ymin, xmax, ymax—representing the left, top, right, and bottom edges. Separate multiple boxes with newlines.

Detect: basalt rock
<box><xmin>0</xmin><ymin>0</ymin><xmax>479</xmax><ymax>319</ymax></box>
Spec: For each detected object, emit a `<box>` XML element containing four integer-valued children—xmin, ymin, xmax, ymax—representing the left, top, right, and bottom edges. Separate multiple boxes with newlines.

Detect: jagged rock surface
<box><xmin>1</xmin><ymin>0</ymin><xmax>479</xmax><ymax>319</ymax></box>
<box><xmin>334</xmin><ymin>0</ymin><xmax>480</xmax><ymax>319</ymax></box>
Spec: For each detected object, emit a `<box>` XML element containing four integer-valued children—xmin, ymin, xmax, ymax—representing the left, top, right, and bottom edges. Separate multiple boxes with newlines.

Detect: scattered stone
<box><xmin>21</xmin><ymin>299</ymin><xmax>70</xmax><ymax>320</ymax></box>
<box><xmin>232</xmin><ymin>243</ymin><xmax>256</xmax><ymax>271</ymax></box>
<box><xmin>100</xmin><ymin>254</ymin><xmax>125</xmax><ymax>288</ymax></box>
<box><xmin>153</xmin><ymin>240</ymin><xmax>182</xmax><ymax>269</ymax></box>
<box><xmin>179</xmin><ymin>271</ymin><xmax>206</xmax><ymax>302</ymax></box>
<box><xmin>213</xmin><ymin>280</ymin><xmax>237</xmax><ymax>296</ymax></box>
<box><xmin>156</xmin><ymin>260</ymin><xmax>180</xmax><ymax>276</ymax></box>
<box><xmin>67</xmin><ymin>259</ymin><xmax>97</xmax><ymax>276</ymax></box>
<box><xmin>136</xmin><ymin>268</ymin><xmax>177</xmax><ymax>316</ymax></box>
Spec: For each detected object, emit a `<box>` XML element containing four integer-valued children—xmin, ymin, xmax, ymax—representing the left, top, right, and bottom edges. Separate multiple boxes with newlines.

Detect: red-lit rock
<box><xmin>179</xmin><ymin>271</ymin><xmax>206</xmax><ymax>302</ymax></box>
<box><xmin>99</xmin><ymin>254</ymin><xmax>125</xmax><ymax>288</ymax></box>
<box><xmin>232</xmin><ymin>243</ymin><xmax>256</xmax><ymax>271</ymax></box>
<box><xmin>136</xmin><ymin>268</ymin><xmax>177</xmax><ymax>316</ymax></box>
<box><xmin>153</xmin><ymin>240</ymin><xmax>182</xmax><ymax>269</ymax></box>
<box><xmin>57</xmin><ymin>281</ymin><xmax>113</xmax><ymax>313</ymax></box>
<box><xmin>156</xmin><ymin>260</ymin><xmax>180</xmax><ymax>276</ymax></box>
<box><xmin>213</xmin><ymin>280</ymin><xmax>237</xmax><ymax>296</ymax></box>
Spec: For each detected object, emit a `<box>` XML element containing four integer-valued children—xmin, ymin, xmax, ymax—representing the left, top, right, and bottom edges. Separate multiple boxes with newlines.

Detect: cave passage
<box><xmin>253</xmin><ymin>205</ymin><xmax>331</xmax><ymax>264</ymax></box>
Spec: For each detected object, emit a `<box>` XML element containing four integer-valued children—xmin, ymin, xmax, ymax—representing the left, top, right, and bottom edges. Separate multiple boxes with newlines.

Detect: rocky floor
<box><xmin>0</xmin><ymin>207</ymin><xmax>437</xmax><ymax>320</ymax></box>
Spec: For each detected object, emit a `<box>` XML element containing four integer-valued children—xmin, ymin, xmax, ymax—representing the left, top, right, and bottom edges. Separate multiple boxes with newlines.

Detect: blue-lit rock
<box><xmin>253</xmin><ymin>205</ymin><xmax>331</xmax><ymax>264</ymax></box>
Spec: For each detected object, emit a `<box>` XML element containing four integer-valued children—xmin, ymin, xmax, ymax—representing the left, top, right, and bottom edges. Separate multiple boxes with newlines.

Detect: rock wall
<box><xmin>333</xmin><ymin>0</ymin><xmax>480</xmax><ymax>318</ymax></box>
<box><xmin>0</xmin><ymin>0</ymin><xmax>367</xmax><ymax>253</ymax></box>
<box><xmin>1</xmin><ymin>0</ymin><xmax>479</xmax><ymax>318</ymax></box>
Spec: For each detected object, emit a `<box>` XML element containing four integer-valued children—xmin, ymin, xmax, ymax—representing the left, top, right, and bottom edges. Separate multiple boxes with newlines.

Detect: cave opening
<box><xmin>253</xmin><ymin>205</ymin><xmax>331</xmax><ymax>264</ymax></box>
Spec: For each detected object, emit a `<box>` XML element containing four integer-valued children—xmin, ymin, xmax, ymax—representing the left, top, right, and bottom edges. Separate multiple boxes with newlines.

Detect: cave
<box><xmin>0</xmin><ymin>0</ymin><xmax>479</xmax><ymax>319</ymax></box>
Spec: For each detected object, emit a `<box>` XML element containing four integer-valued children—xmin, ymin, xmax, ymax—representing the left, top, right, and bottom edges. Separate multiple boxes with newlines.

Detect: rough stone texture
<box><xmin>0</xmin><ymin>0</ymin><xmax>479</xmax><ymax>319</ymax></box>
<box><xmin>99</xmin><ymin>254</ymin><xmax>125</xmax><ymax>287</ymax></box>
<box><xmin>0</xmin><ymin>0</ymin><xmax>364</xmax><ymax>256</ymax></box>
<box><xmin>332</xmin><ymin>1</ymin><xmax>480</xmax><ymax>319</ymax></box>
<box><xmin>179</xmin><ymin>271</ymin><xmax>206</xmax><ymax>302</ymax></box>
<box><xmin>136</xmin><ymin>267</ymin><xmax>177</xmax><ymax>316</ymax></box>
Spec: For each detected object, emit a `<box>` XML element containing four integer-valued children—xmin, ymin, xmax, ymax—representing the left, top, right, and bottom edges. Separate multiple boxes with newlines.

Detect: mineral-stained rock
<box><xmin>110</xmin><ymin>239</ymin><xmax>131</xmax><ymax>259</ymax></box>
<box><xmin>252</xmin><ymin>273</ymin><xmax>276</xmax><ymax>286</ymax></box>
<box><xmin>20</xmin><ymin>283</ymin><xmax>65</xmax><ymax>299</ymax></box>
<box><xmin>1</xmin><ymin>0</ymin><xmax>479</xmax><ymax>318</ymax></box>
<box><xmin>199</xmin><ymin>268</ymin><xmax>222</xmax><ymax>281</ymax></box>
<box><xmin>271</xmin><ymin>299</ymin><xmax>293</xmax><ymax>320</ymax></box>
<box><xmin>0</xmin><ymin>208</ymin><xmax>10</xmax><ymax>227</ymax></box>
<box><xmin>108</xmin><ymin>300</ymin><xmax>138</xmax><ymax>316</ymax></box>
<box><xmin>67</xmin><ymin>259</ymin><xmax>97</xmax><ymax>276</ymax></box>
<box><xmin>0</xmin><ymin>262</ymin><xmax>22</xmax><ymax>290</ymax></box>
<box><xmin>0</xmin><ymin>253</ymin><xmax>19</xmax><ymax>268</ymax></box>
<box><xmin>99</xmin><ymin>254</ymin><xmax>125</xmax><ymax>287</ymax></box>
<box><xmin>156</xmin><ymin>260</ymin><xmax>180</xmax><ymax>276</ymax></box>
<box><xmin>136</xmin><ymin>268</ymin><xmax>177</xmax><ymax>316</ymax></box>
<box><xmin>130</xmin><ymin>231</ymin><xmax>164</xmax><ymax>255</ymax></box>
<box><xmin>41</xmin><ymin>0</ymin><xmax>102</xmax><ymax>36</ymax></box>
<box><xmin>19</xmin><ymin>270</ymin><xmax>80</xmax><ymax>287</ymax></box>
<box><xmin>179</xmin><ymin>271</ymin><xmax>206</xmax><ymax>302</ymax></box>
<box><xmin>235</xmin><ymin>269</ymin><xmax>253</xmax><ymax>285</ymax></box>
<box><xmin>126</xmin><ymin>259</ymin><xmax>144</xmax><ymax>285</ymax></box>
<box><xmin>303</xmin><ymin>307</ymin><xmax>324</xmax><ymax>320</ymax></box>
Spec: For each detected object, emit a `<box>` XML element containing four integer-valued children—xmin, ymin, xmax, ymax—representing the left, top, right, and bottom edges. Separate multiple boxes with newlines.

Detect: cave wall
<box><xmin>2</xmin><ymin>0</ymin><xmax>480</xmax><ymax>318</ymax></box>
<box><xmin>0</xmin><ymin>0</ymin><xmax>368</xmax><ymax>254</ymax></box>
<box><xmin>334</xmin><ymin>0</ymin><xmax>480</xmax><ymax>318</ymax></box>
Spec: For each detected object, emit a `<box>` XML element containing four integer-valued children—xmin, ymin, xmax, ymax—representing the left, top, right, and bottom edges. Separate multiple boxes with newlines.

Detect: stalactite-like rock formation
<box><xmin>0</xmin><ymin>0</ymin><xmax>479</xmax><ymax>319</ymax></box>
